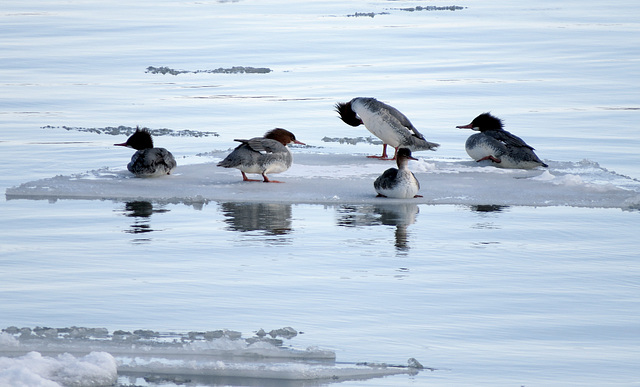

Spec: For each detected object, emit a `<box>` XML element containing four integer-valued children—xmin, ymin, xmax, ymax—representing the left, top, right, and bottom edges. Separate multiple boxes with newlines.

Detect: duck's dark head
<box><xmin>265</xmin><ymin>128</ymin><xmax>305</xmax><ymax>146</ymax></box>
<box><xmin>396</xmin><ymin>148</ymin><xmax>418</xmax><ymax>167</ymax></box>
<box><xmin>456</xmin><ymin>113</ymin><xmax>503</xmax><ymax>132</ymax></box>
<box><xmin>114</xmin><ymin>127</ymin><xmax>154</xmax><ymax>150</ymax></box>
<box><xmin>335</xmin><ymin>101</ymin><xmax>363</xmax><ymax>127</ymax></box>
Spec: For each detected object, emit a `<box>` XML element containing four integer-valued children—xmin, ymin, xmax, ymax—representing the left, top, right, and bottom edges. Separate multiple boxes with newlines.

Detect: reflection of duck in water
<box><xmin>217</xmin><ymin>128</ymin><xmax>305</xmax><ymax>183</ymax></box>
<box><xmin>220</xmin><ymin>202</ymin><xmax>292</xmax><ymax>237</ymax></box>
<box><xmin>336</xmin><ymin>204</ymin><xmax>419</xmax><ymax>253</ymax></box>
<box><xmin>119</xmin><ymin>201</ymin><xmax>169</xmax><ymax>241</ymax></box>
<box><xmin>114</xmin><ymin>127</ymin><xmax>177</xmax><ymax>177</ymax></box>
<box><xmin>335</xmin><ymin>97</ymin><xmax>439</xmax><ymax>160</ymax></box>
<box><xmin>374</xmin><ymin>148</ymin><xmax>422</xmax><ymax>198</ymax></box>
<box><xmin>456</xmin><ymin>113</ymin><xmax>547</xmax><ymax>169</ymax></box>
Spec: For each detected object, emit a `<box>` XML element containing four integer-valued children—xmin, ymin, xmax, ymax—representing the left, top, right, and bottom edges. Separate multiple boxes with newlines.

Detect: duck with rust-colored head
<box><xmin>217</xmin><ymin>128</ymin><xmax>305</xmax><ymax>183</ymax></box>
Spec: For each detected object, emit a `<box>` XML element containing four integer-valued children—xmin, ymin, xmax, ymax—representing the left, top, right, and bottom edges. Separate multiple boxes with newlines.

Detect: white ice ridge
<box><xmin>0</xmin><ymin>348</ymin><xmax>117</xmax><ymax>387</ymax></box>
<box><xmin>0</xmin><ymin>327</ymin><xmax>426</xmax><ymax>385</ymax></box>
<box><xmin>6</xmin><ymin>152</ymin><xmax>640</xmax><ymax>209</ymax></box>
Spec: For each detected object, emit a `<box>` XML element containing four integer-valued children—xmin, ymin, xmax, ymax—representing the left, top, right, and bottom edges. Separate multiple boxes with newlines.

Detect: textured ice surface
<box><xmin>0</xmin><ymin>327</ymin><xmax>422</xmax><ymax>386</ymax></box>
<box><xmin>0</xmin><ymin>343</ymin><xmax>117</xmax><ymax>387</ymax></box>
<box><xmin>6</xmin><ymin>152</ymin><xmax>640</xmax><ymax>210</ymax></box>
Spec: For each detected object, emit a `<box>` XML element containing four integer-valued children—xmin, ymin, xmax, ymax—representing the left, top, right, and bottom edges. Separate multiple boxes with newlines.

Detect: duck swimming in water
<box><xmin>114</xmin><ymin>127</ymin><xmax>177</xmax><ymax>177</ymax></box>
<box><xmin>335</xmin><ymin>97</ymin><xmax>439</xmax><ymax>160</ymax></box>
<box><xmin>374</xmin><ymin>148</ymin><xmax>422</xmax><ymax>198</ymax></box>
<box><xmin>217</xmin><ymin>128</ymin><xmax>305</xmax><ymax>183</ymax></box>
<box><xmin>456</xmin><ymin>113</ymin><xmax>548</xmax><ymax>169</ymax></box>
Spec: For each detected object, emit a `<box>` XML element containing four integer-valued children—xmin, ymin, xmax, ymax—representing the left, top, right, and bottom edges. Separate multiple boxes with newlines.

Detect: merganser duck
<box><xmin>335</xmin><ymin>97</ymin><xmax>439</xmax><ymax>160</ymax></box>
<box><xmin>374</xmin><ymin>148</ymin><xmax>422</xmax><ymax>198</ymax></box>
<box><xmin>217</xmin><ymin>128</ymin><xmax>305</xmax><ymax>183</ymax></box>
<box><xmin>114</xmin><ymin>127</ymin><xmax>177</xmax><ymax>177</ymax></box>
<box><xmin>456</xmin><ymin>113</ymin><xmax>548</xmax><ymax>169</ymax></box>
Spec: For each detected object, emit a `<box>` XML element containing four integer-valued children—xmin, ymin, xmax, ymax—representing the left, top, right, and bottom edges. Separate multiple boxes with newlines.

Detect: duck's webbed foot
<box><xmin>262</xmin><ymin>174</ymin><xmax>284</xmax><ymax>183</ymax></box>
<box><xmin>241</xmin><ymin>172</ymin><xmax>261</xmax><ymax>182</ymax></box>
<box><xmin>477</xmin><ymin>155</ymin><xmax>501</xmax><ymax>163</ymax></box>
<box><xmin>366</xmin><ymin>144</ymin><xmax>394</xmax><ymax>160</ymax></box>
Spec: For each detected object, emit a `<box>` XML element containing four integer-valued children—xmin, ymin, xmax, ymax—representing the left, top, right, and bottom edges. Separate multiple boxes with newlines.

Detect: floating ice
<box><xmin>42</xmin><ymin>125</ymin><xmax>219</xmax><ymax>138</ymax></box>
<box><xmin>0</xmin><ymin>327</ymin><xmax>424</xmax><ymax>386</ymax></box>
<box><xmin>0</xmin><ymin>344</ymin><xmax>117</xmax><ymax>387</ymax></box>
<box><xmin>5</xmin><ymin>152</ymin><xmax>640</xmax><ymax>210</ymax></box>
<box><xmin>145</xmin><ymin>66</ymin><xmax>273</xmax><ymax>75</ymax></box>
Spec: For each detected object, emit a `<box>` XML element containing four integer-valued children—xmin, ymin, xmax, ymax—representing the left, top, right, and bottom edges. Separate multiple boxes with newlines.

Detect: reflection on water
<box><xmin>117</xmin><ymin>201</ymin><xmax>170</xmax><ymax>243</ymax></box>
<box><xmin>468</xmin><ymin>204</ymin><xmax>508</xmax><ymax>247</ymax></box>
<box><xmin>219</xmin><ymin>202</ymin><xmax>292</xmax><ymax>244</ymax></box>
<box><xmin>470</xmin><ymin>205</ymin><xmax>509</xmax><ymax>213</ymax></box>
<box><xmin>120</xmin><ymin>371</ymin><xmax>369</xmax><ymax>387</ymax></box>
<box><xmin>337</xmin><ymin>203</ymin><xmax>419</xmax><ymax>253</ymax></box>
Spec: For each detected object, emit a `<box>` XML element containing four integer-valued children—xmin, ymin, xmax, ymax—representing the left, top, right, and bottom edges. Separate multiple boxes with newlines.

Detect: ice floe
<box><xmin>5</xmin><ymin>152</ymin><xmax>640</xmax><ymax>210</ymax></box>
<box><xmin>0</xmin><ymin>327</ymin><xmax>424</xmax><ymax>386</ymax></box>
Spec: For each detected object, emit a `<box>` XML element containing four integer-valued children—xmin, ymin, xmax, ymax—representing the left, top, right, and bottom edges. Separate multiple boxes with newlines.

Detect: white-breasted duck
<box><xmin>217</xmin><ymin>128</ymin><xmax>305</xmax><ymax>183</ymax></box>
<box><xmin>114</xmin><ymin>127</ymin><xmax>177</xmax><ymax>177</ymax></box>
<box><xmin>335</xmin><ymin>97</ymin><xmax>439</xmax><ymax>160</ymax></box>
<box><xmin>456</xmin><ymin>113</ymin><xmax>548</xmax><ymax>169</ymax></box>
<box><xmin>374</xmin><ymin>148</ymin><xmax>422</xmax><ymax>198</ymax></box>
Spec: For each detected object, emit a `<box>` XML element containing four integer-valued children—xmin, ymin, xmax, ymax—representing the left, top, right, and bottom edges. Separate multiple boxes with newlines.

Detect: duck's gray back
<box><xmin>128</xmin><ymin>148</ymin><xmax>176</xmax><ymax>176</ymax></box>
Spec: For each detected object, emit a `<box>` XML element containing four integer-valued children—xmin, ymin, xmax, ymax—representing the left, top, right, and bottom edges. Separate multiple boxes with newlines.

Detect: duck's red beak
<box><xmin>456</xmin><ymin>123</ymin><xmax>474</xmax><ymax>129</ymax></box>
<box><xmin>293</xmin><ymin>140</ymin><xmax>306</xmax><ymax>145</ymax></box>
<box><xmin>114</xmin><ymin>142</ymin><xmax>128</xmax><ymax>147</ymax></box>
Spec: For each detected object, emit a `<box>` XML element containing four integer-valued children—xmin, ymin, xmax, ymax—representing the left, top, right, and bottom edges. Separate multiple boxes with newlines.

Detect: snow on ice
<box><xmin>5</xmin><ymin>151</ymin><xmax>640</xmax><ymax>210</ymax></box>
<box><xmin>0</xmin><ymin>327</ymin><xmax>424</xmax><ymax>386</ymax></box>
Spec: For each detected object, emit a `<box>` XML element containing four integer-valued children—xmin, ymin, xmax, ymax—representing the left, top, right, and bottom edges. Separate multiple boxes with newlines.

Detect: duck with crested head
<box><xmin>457</xmin><ymin>113</ymin><xmax>548</xmax><ymax>169</ymax></box>
<box><xmin>374</xmin><ymin>148</ymin><xmax>422</xmax><ymax>198</ymax></box>
<box><xmin>114</xmin><ymin>127</ymin><xmax>177</xmax><ymax>177</ymax></box>
<box><xmin>217</xmin><ymin>128</ymin><xmax>305</xmax><ymax>183</ymax></box>
<box><xmin>335</xmin><ymin>97</ymin><xmax>439</xmax><ymax>160</ymax></box>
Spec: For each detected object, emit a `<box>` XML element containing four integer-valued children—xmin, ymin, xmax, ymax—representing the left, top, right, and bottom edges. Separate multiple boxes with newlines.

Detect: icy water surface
<box><xmin>2</xmin><ymin>199</ymin><xmax>639</xmax><ymax>386</ymax></box>
<box><xmin>2</xmin><ymin>0</ymin><xmax>640</xmax><ymax>386</ymax></box>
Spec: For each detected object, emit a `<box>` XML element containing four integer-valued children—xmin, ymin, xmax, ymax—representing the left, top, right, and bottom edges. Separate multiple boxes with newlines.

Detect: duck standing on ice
<box><xmin>456</xmin><ymin>113</ymin><xmax>548</xmax><ymax>169</ymax></box>
<box><xmin>374</xmin><ymin>148</ymin><xmax>422</xmax><ymax>198</ymax></box>
<box><xmin>217</xmin><ymin>128</ymin><xmax>305</xmax><ymax>183</ymax></box>
<box><xmin>114</xmin><ymin>127</ymin><xmax>177</xmax><ymax>177</ymax></box>
<box><xmin>335</xmin><ymin>97</ymin><xmax>439</xmax><ymax>160</ymax></box>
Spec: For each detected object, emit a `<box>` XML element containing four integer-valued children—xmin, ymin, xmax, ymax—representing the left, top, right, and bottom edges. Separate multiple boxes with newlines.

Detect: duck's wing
<box><xmin>378</xmin><ymin>101</ymin><xmax>426</xmax><ymax>140</ymax></box>
<box><xmin>374</xmin><ymin>168</ymin><xmax>400</xmax><ymax>190</ymax></box>
<box><xmin>236</xmin><ymin>137</ymin><xmax>285</xmax><ymax>154</ymax></box>
<box><xmin>153</xmin><ymin>148</ymin><xmax>177</xmax><ymax>169</ymax></box>
<box><xmin>486</xmin><ymin>130</ymin><xmax>535</xmax><ymax>150</ymax></box>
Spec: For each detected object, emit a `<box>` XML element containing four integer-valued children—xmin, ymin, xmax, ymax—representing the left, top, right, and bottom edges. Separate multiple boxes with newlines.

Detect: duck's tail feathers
<box><xmin>410</xmin><ymin>139</ymin><xmax>440</xmax><ymax>151</ymax></box>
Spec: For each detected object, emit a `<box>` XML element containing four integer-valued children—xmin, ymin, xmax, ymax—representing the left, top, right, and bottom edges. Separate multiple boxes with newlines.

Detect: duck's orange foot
<box><xmin>367</xmin><ymin>155</ymin><xmax>394</xmax><ymax>160</ymax></box>
<box><xmin>477</xmin><ymin>156</ymin><xmax>501</xmax><ymax>163</ymax></box>
<box><xmin>261</xmin><ymin>174</ymin><xmax>284</xmax><ymax>183</ymax></box>
<box><xmin>241</xmin><ymin>172</ymin><xmax>261</xmax><ymax>182</ymax></box>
